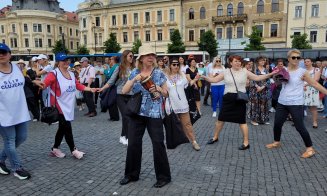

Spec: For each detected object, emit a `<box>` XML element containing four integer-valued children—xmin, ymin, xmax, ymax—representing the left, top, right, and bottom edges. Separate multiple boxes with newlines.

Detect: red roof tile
<box><xmin>64</xmin><ymin>11</ymin><xmax>78</xmax><ymax>23</ymax></box>
<box><xmin>0</xmin><ymin>6</ymin><xmax>12</xmax><ymax>17</ymax></box>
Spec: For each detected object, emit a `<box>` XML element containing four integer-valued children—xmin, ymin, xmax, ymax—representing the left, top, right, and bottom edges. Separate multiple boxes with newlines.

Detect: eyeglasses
<box><xmin>291</xmin><ymin>56</ymin><xmax>301</xmax><ymax>60</ymax></box>
<box><xmin>172</xmin><ymin>63</ymin><xmax>179</xmax><ymax>67</ymax></box>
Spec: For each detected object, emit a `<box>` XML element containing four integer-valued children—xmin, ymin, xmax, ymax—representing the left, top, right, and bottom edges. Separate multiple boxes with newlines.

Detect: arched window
<box><xmin>227</xmin><ymin>3</ymin><xmax>233</xmax><ymax>16</ymax></box>
<box><xmin>189</xmin><ymin>8</ymin><xmax>194</xmax><ymax>20</ymax></box>
<box><xmin>257</xmin><ymin>0</ymin><xmax>264</xmax><ymax>13</ymax></box>
<box><xmin>237</xmin><ymin>2</ymin><xmax>244</xmax><ymax>15</ymax></box>
<box><xmin>200</xmin><ymin>7</ymin><xmax>206</xmax><ymax>19</ymax></box>
<box><xmin>217</xmin><ymin>5</ymin><xmax>223</xmax><ymax>16</ymax></box>
<box><xmin>271</xmin><ymin>0</ymin><xmax>279</xmax><ymax>12</ymax></box>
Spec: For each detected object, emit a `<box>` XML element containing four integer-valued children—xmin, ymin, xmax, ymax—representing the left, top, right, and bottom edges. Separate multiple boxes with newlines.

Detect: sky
<box><xmin>1</xmin><ymin>0</ymin><xmax>84</xmax><ymax>12</ymax></box>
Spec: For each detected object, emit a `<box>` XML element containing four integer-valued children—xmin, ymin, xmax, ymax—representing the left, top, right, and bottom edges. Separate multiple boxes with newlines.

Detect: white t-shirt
<box><xmin>180</xmin><ymin>65</ymin><xmax>189</xmax><ymax>74</ymax></box>
<box><xmin>40</xmin><ymin>64</ymin><xmax>54</xmax><ymax>81</ymax></box>
<box><xmin>79</xmin><ymin>65</ymin><xmax>95</xmax><ymax>84</ymax></box>
<box><xmin>209</xmin><ymin>67</ymin><xmax>225</xmax><ymax>86</ymax></box>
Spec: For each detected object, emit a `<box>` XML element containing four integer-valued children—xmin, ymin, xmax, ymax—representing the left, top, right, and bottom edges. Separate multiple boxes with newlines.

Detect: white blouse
<box><xmin>165</xmin><ymin>73</ymin><xmax>189</xmax><ymax>114</ymax></box>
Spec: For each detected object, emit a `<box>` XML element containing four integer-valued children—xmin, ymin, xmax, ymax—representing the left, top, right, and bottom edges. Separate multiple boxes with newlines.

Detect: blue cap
<box><xmin>0</xmin><ymin>43</ymin><xmax>11</xmax><ymax>53</ymax></box>
<box><xmin>55</xmin><ymin>53</ymin><xmax>68</xmax><ymax>61</ymax></box>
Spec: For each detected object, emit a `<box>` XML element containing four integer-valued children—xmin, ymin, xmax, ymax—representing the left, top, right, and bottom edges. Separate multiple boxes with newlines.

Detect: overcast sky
<box><xmin>0</xmin><ymin>0</ymin><xmax>84</xmax><ymax>12</ymax></box>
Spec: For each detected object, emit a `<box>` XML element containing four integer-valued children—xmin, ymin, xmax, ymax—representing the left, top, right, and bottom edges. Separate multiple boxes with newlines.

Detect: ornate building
<box><xmin>77</xmin><ymin>0</ymin><xmax>181</xmax><ymax>54</ymax></box>
<box><xmin>287</xmin><ymin>0</ymin><xmax>327</xmax><ymax>48</ymax></box>
<box><xmin>182</xmin><ymin>0</ymin><xmax>288</xmax><ymax>54</ymax></box>
<box><xmin>0</xmin><ymin>0</ymin><xmax>79</xmax><ymax>54</ymax></box>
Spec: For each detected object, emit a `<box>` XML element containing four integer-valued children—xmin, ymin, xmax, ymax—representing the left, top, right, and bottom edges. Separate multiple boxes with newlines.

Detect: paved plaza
<box><xmin>1</xmin><ymin>104</ymin><xmax>327</xmax><ymax>196</ymax></box>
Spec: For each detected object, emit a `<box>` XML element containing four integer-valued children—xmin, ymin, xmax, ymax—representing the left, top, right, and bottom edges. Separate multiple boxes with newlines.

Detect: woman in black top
<box><xmin>186</xmin><ymin>58</ymin><xmax>201</xmax><ymax>114</ymax></box>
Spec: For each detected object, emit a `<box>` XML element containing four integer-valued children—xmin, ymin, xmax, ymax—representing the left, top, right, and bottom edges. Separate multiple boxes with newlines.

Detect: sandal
<box><xmin>266</xmin><ymin>142</ymin><xmax>281</xmax><ymax>149</ymax></box>
<box><xmin>301</xmin><ymin>149</ymin><xmax>316</xmax><ymax>158</ymax></box>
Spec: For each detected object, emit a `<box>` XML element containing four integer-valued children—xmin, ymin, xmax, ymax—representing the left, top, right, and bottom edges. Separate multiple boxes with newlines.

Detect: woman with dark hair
<box><xmin>203</xmin><ymin>55</ymin><xmax>278</xmax><ymax>150</ymax></box>
<box><xmin>99</xmin><ymin>50</ymin><xmax>136</xmax><ymax>145</ymax></box>
<box><xmin>157</xmin><ymin>57</ymin><xmax>165</xmax><ymax>71</ymax></box>
<box><xmin>248</xmin><ymin>56</ymin><xmax>270</xmax><ymax>125</ymax></box>
<box><xmin>179</xmin><ymin>56</ymin><xmax>188</xmax><ymax>74</ymax></box>
<box><xmin>270</xmin><ymin>59</ymin><xmax>285</xmax><ymax>112</ymax></box>
<box><xmin>186</xmin><ymin>58</ymin><xmax>201</xmax><ymax>114</ymax></box>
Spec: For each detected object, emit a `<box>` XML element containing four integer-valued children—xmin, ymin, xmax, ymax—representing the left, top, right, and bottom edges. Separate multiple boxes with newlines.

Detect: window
<box><xmin>145</xmin><ymin>12</ymin><xmax>150</xmax><ymax>23</ymax></box>
<box><xmin>257</xmin><ymin>0</ymin><xmax>264</xmax><ymax>13</ymax></box>
<box><xmin>189</xmin><ymin>8</ymin><xmax>194</xmax><ymax>20</ymax></box>
<box><xmin>112</xmin><ymin>15</ymin><xmax>116</xmax><ymax>26</ymax></box>
<box><xmin>1</xmin><ymin>25</ymin><xmax>4</xmax><ymax>34</ymax></box>
<box><xmin>70</xmin><ymin>28</ymin><xmax>72</xmax><ymax>36</ymax></box>
<box><xmin>76</xmin><ymin>42</ymin><xmax>79</xmax><ymax>48</ymax></box>
<box><xmin>189</xmin><ymin>30</ymin><xmax>194</xmax><ymax>41</ymax></box>
<box><xmin>237</xmin><ymin>26</ymin><xmax>243</xmax><ymax>38</ymax></box>
<box><xmin>134</xmin><ymin>31</ymin><xmax>139</xmax><ymax>41</ymax></box>
<box><xmin>293</xmin><ymin>32</ymin><xmax>301</xmax><ymax>36</ymax></box>
<box><xmin>270</xmin><ymin>24</ymin><xmax>278</xmax><ymax>37</ymax></box>
<box><xmin>123</xmin><ymin>32</ymin><xmax>128</xmax><ymax>43</ymax></box>
<box><xmin>271</xmin><ymin>0</ymin><xmax>279</xmax><ymax>12</ymax></box>
<box><xmin>170</xmin><ymin>29</ymin><xmax>174</xmax><ymax>39</ymax></box>
<box><xmin>310</xmin><ymin>31</ymin><xmax>317</xmax><ymax>43</ymax></box>
<box><xmin>47</xmin><ymin>25</ymin><xmax>51</xmax><ymax>33</ymax></box>
<box><xmin>200</xmin><ymin>7</ymin><xmax>206</xmax><ymax>19</ymax></box>
<box><xmin>237</xmin><ymin>2</ymin><xmax>244</xmax><ymax>15</ymax></box>
<box><xmin>10</xmin><ymin>38</ymin><xmax>17</xmax><ymax>48</ymax></box>
<box><xmin>200</xmin><ymin>29</ymin><xmax>205</xmax><ymax>38</ymax></box>
<box><xmin>157</xmin><ymin>29</ymin><xmax>162</xmax><ymax>41</ymax></box>
<box><xmin>70</xmin><ymin>41</ymin><xmax>74</xmax><ymax>50</ymax></box>
<box><xmin>216</xmin><ymin>28</ymin><xmax>222</xmax><ymax>39</ymax></box>
<box><xmin>217</xmin><ymin>5</ymin><xmax>223</xmax><ymax>16</ymax></box>
<box><xmin>34</xmin><ymin>38</ymin><xmax>42</xmax><ymax>48</ymax></box>
<box><xmin>312</xmin><ymin>4</ymin><xmax>319</xmax><ymax>17</ymax></box>
<box><xmin>24</xmin><ymin>24</ymin><xmax>28</xmax><ymax>32</ymax></box>
<box><xmin>99</xmin><ymin>33</ymin><xmax>102</xmax><ymax>45</ymax></box>
<box><xmin>325</xmin><ymin>31</ymin><xmax>327</xmax><ymax>42</ymax></box>
<box><xmin>83</xmin><ymin>34</ymin><xmax>87</xmax><ymax>45</ymax></box>
<box><xmin>146</xmin><ymin>30</ymin><xmax>151</xmax><ymax>41</ymax></box>
<box><xmin>33</xmin><ymin>24</ymin><xmax>42</xmax><ymax>32</ymax></box>
<box><xmin>157</xmin><ymin>11</ymin><xmax>162</xmax><ymax>23</ymax></box>
<box><xmin>227</xmin><ymin>3</ymin><xmax>233</xmax><ymax>16</ymax></box>
<box><xmin>95</xmin><ymin>16</ymin><xmax>100</xmax><ymax>26</ymax></box>
<box><xmin>134</xmin><ymin>13</ymin><xmax>138</xmax><ymax>25</ymax></box>
<box><xmin>24</xmin><ymin>38</ymin><xmax>29</xmax><ymax>47</ymax></box>
<box><xmin>83</xmin><ymin>18</ymin><xmax>86</xmax><ymax>28</ymax></box>
<box><xmin>123</xmin><ymin>14</ymin><xmax>127</xmax><ymax>25</ymax></box>
<box><xmin>76</xmin><ymin>29</ymin><xmax>79</xmax><ymax>36</ymax></box>
<box><xmin>12</xmin><ymin>24</ymin><xmax>16</xmax><ymax>33</ymax></box>
<box><xmin>48</xmin><ymin>39</ymin><xmax>52</xmax><ymax>47</ymax></box>
<box><xmin>256</xmin><ymin>25</ymin><xmax>263</xmax><ymax>37</ymax></box>
<box><xmin>2</xmin><ymin>39</ymin><xmax>5</xmax><ymax>44</ymax></box>
<box><xmin>227</xmin><ymin>27</ymin><xmax>232</xmax><ymax>39</ymax></box>
<box><xmin>59</xmin><ymin>26</ymin><xmax>63</xmax><ymax>34</ymax></box>
<box><xmin>169</xmin><ymin>9</ymin><xmax>175</xmax><ymax>21</ymax></box>
<box><xmin>295</xmin><ymin>6</ymin><xmax>302</xmax><ymax>18</ymax></box>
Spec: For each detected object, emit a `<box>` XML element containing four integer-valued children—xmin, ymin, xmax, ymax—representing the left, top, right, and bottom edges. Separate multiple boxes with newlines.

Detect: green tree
<box><xmin>168</xmin><ymin>29</ymin><xmax>185</xmax><ymax>53</ymax></box>
<box><xmin>104</xmin><ymin>33</ymin><xmax>121</xmax><ymax>53</ymax></box>
<box><xmin>291</xmin><ymin>33</ymin><xmax>312</xmax><ymax>49</ymax></box>
<box><xmin>52</xmin><ymin>40</ymin><xmax>69</xmax><ymax>54</ymax></box>
<box><xmin>244</xmin><ymin>26</ymin><xmax>266</xmax><ymax>51</ymax></box>
<box><xmin>76</xmin><ymin>45</ymin><xmax>90</xmax><ymax>55</ymax></box>
<box><xmin>198</xmin><ymin>30</ymin><xmax>218</xmax><ymax>58</ymax></box>
<box><xmin>131</xmin><ymin>39</ymin><xmax>142</xmax><ymax>54</ymax></box>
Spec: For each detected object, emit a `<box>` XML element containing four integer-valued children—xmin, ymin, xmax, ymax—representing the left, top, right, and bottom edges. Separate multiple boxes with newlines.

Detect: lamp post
<box><xmin>228</xmin><ymin>11</ymin><xmax>232</xmax><ymax>53</ymax></box>
<box><xmin>61</xmin><ymin>33</ymin><xmax>65</xmax><ymax>52</ymax></box>
<box><xmin>92</xmin><ymin>23</ymin><xmax>97</xmax><ymax>54</ymax></box>
<box><xmin>27</xmin><ymin>48</ymin><xmax>31</xmax><ymax>55</ymax></box>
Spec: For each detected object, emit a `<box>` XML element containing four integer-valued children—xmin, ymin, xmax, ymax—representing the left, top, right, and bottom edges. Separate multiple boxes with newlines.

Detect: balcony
<box><xmin>212</xmin><ymin>14</ymin><xmax>247</xmax><ymax>24</ymax></box>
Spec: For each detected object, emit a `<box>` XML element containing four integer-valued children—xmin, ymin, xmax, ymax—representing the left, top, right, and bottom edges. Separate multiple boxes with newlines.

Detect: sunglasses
<box><xmin>291</xmin><ymin>56</ymin><xmax>301</xmax><ymax>60</ymax></box>
<box><xmin>171</xmin><ymin>63</ymin><xmax>179</xmax><ymax>67</ymax></box>
<box><xmin>216</xmin><ymin>60</ymin><xmax>221</xmax><ymax>62</ymax></box>
<box><xmin>128</xmin><ymin>55</ymin><xmax>133</xmax><ymax>58</ymax></box>
<box><xmin>0</xmin><ymin>51</ymin><xmax>8</xmax><ymax>55</ymax></box>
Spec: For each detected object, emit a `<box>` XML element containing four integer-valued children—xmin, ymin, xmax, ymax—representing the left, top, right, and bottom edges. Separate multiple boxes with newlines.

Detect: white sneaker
<box><xmin>265</xmin><ymin>122</ymin><xmax>270</xmax><ymax>125</ymax></box>
<box><xmin>304</xmin><ymin>110</ymin><xmax>307</xmax><ymax>116</ymax></box>
<box><xmin>212</xmin><ymin>112</ymin><xmax>217</xmax><ymax>117</ymax></box>
<box><xmin>269</xmin><ymin>108</ymin><xmax>276</xmax><ymax>113</ymax></box>
<box><xmin>123</xmin><ymin>139</ymin><xmax>128</xmax><ymax>146</ymax></box>
<box><xmin>79</xmin><ymin>107</ymin><xmax>83</xmax><ymax>111</ymax></box>
<box><xmin>72</xmin><ymin>149</ymin><xmax>85</xmax><ymax>159</ymax></box>
<box><xmin>119</xmin><ymin>136</ymin><xmax>126</xmax><ymax>144</ymax></box>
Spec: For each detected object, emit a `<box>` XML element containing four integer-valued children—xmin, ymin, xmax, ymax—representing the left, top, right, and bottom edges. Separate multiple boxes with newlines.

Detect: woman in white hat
<box><xmin>120</xmin><ymin>44</ymin><xmax>171</xmax><ymax>188</ymax></box>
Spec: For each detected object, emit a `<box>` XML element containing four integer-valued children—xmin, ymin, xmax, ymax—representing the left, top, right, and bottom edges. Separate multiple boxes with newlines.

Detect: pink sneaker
<box><xmin>50</xmin><ymin>148</ymin><xmax>66</xmax><ymax>158</ymax></box>
<box><xmin>72</xmin><ymin>149</ymin><xmax>85</xmax><ymax>159</ymax></box>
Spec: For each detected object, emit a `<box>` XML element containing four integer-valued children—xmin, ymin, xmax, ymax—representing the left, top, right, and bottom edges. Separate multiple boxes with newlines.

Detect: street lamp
<box><xmin>61</xmin><ymin>33</ymin><xmax>65</xmax><ymax>52</ymax></box>
<box><xmin>92</xmin><ymin>23</ymin><xmax>97</xmax><ymax>54</ymax></box>
<box><xmin>27</xmin><ymin>48</ymin><xmax>31</xmax><ymax>55</ymax></box>
<box><xmin>228</xmin><ymin>11</ymin><xmax>232</xmax><ymax>53</ymax></box>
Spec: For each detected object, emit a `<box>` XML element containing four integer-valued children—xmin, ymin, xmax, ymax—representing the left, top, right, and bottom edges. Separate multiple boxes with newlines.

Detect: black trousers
<box><xmin>26</xmin><ymin>97</ymin><xmax>40</xmax><ymax>120</ymax></box>
<box><xmin>273</xmin><ymin>103</ymin><xmax>312</xmax><ymax>147</ymax></box>
<box><xmin>108</xmin><ymin>102</ymin><xmax>120</xmax><ymax>121</ymax></box>
<box><xmin>116</xmin><ymin>94</ymin><xmax>131</xmax><ymax>138</ymax></box>
<box><xmin>53</xmin><ymin>114</ymin><xmax>76</xmax><ymax>152</ymax></box>
<box><xmin>83</xmin><ymin>83</ymin><xmax>96</xmax><ymax>113</ymax></box>
<box><xmin>124</xmin><ymin>115</ymin><xmax>171</xmax><ymax>182</ymax></box>
<box><xmin>203</xmin><ymin>82</ymin><xmax>211</xmax><ymax>104</ymax></box>
<box><xmin>94</xmin><ymin>78</ymin><xmax>100</xmax><ymax>104</ymax></box>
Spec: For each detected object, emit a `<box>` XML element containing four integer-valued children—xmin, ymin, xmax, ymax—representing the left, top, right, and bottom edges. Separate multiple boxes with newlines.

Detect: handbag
<box><xmin>230</xmin><ymin>69</ymin><xmax>249</xmax><ymax>103</ymax></box>
<box><xmin>126</xmin><ymin>91</ymin><xmax>142</xmax><ymax>116</ymax></box>
<box><xmin>41</xmin><ymin>71</ymin><xmax>59</xmax><ymax>125</ymax></box>
<box><xmin>184</xmin><ymin>85</ymin><xmax>201</xmax><ymax>124</ymax></box>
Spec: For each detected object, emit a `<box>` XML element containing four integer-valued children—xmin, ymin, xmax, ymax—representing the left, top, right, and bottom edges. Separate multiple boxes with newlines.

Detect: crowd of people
<box><xmin>1</xmin><ymin>42</ymin><xmax>327</xmax><ymax>188</ymax></box>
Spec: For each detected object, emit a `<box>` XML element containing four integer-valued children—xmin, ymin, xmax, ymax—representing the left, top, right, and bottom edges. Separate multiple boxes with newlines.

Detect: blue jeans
<box><xmin>0</xmin><ymin>122</ymin><xmax>28</xmax><ymax>171</ymax></box>
<box><xmin>211</xmin><ymin>85</ymin><xmax>225</xmax><ymax>112</ymax></box>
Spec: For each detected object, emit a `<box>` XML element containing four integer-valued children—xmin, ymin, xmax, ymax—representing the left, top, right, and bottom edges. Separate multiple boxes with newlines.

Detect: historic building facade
<box><xmin>182</xmin><ymin>0</ymin><xmax>288</xmax><ymax>53</ymax></box>
<box><xmin>287</xmin><ymin>0</ymin><xmax>327</xmax><ymax>48</ymax></box>
<box><xmin>0</xmin><ymin>0</ymin><xmax>79</xmax><ymax>55</ymax></box>
<box><xmin>77</xmin><ymin>0</ymin><xmax>181</xmax><ymax>54</ymax></box>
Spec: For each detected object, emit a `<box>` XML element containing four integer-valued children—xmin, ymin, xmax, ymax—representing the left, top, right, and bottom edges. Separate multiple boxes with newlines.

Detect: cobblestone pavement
<box><xmin>1</xmin><ymin>103</ymin><xmax>327</xmax><ymax>196</ymax></box>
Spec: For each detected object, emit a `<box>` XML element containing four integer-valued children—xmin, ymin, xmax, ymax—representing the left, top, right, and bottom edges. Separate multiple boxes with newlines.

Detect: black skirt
<box><xmin>218</xmin><ymin>93</ymin><xmax>246</xmax><ymax>124</ymax></box>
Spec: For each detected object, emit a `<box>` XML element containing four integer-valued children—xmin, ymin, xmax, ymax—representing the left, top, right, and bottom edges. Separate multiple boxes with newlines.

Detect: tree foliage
<box><xmin>198</xmin><ymin>30</ymin><xmax>218</xmax><ymax>58</ymax></box>
<box><xmin>131</xmin><ymin>39</ymin><xmax>142</xmax><ymax>54</ymax></box>
<box><xmin>104</xmin><ymin>33</ymin><xmax>121</xmax><ymax>53</ymax></box>
<box><xmin>168</xmin><ymin>29</ymin><xmax>185</xmax><ymax>53</ymax></box>
<box><xmin>52</xmin><ymin>40</ymin><xmax>69</xmax><ymax>54</ymax></box>
<box><xmin>291</xmin><ymin>33</ymin><xmax>312</xmax><ymax>49</ymax></box>
<box><xmin>244</xmin><ymin>26</ymin><xmax>266</xmax><ymax>51</ymax></box>
<box><xmin>76</xmin><ymin>45</ymin><xmax>90</xmax><ymax>55</ymax></box>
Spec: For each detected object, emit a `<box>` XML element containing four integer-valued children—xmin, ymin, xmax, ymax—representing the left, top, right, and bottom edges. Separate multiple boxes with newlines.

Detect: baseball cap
<box><xmin>37</xmin><ymin>54</ymin><xmax>48</xmax><ymax>60</ymax></box>
<box><xmin>0</xmin><ymin>43</ymin><xmax>11</xmax><ymax>53</ymax></box>
<box><xmin>31</xmin><ymin>57</ymin><xmax>38</xmax><ymax>62</ymax></box>
<box><xmin>55</xmin><ymin>53</ymin><xmax>68</xmax><ymax>61</ymax></box>
<box><xmin>243</xmin><ymin>58</ymin><xmax>250</xmax><ymax>62</ymax></box>
<box><xmin>79</xmin><ymin>57</ymin><xmax>89</xmax><ymax>62</ymax></box>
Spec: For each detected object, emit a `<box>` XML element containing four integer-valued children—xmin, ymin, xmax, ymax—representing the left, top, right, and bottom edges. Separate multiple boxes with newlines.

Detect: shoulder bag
<box><xmin>230</xmin><ymin>69</ymin><xmax>249</xmax><ymax>103</ymax></box>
